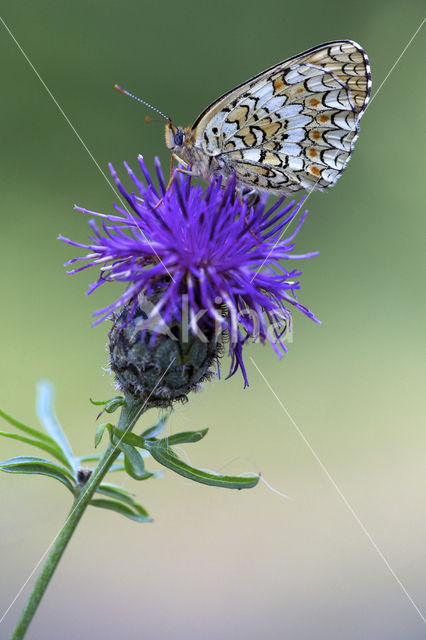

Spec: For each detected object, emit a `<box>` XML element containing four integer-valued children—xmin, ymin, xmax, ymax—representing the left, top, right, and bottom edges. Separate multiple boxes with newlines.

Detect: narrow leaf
<box><xmin>36</xmin><ymin>381</ymin><xmax>74</xmax><ymax>463</ymax></box>
<box><xmin>97</xmin><ymin>482</ymin><xmax>136</xmax><ymax>503</ymax></box>
<box><xmin>0</xmin><ymin>430</ymin><xmax>73</xmax><ymax>469</ymax></box>
<box><xmin>146</xmin><ymin>442</ymin><xmax>259</xmax><ymax>490</ymax></box>
<box><xmin>106</xmin><ymin>465</ymin><xmax>161</xmax><ymax>478</ymax></box>
<box><xmin>118</xmin><ymin>442</ymin><xmax>146</xmax><ymax>480</ymax></box>
<box><xmin>108</xmin><ymin>464</ymin><xmax>126</xmax><ymax>473</ymax></box>
<box><xmin>0</xmin><ymin>456</ymin><xmax>75</xmax><ymax>492</ymax></box>
<box><xmin>104</xmin><ymin>397</ymin><xmax>125</xmax><ymax>413</ymax></box>
<box><xmin>0</xmin><ymin>408</ymin><xmax>56</xmax><ymax>445</ymax></box>
<box><xmin>90</xmin><ymin>396</ymin><xmax>124</xmax><ymax>410</ymax></box>
<box><xmin>90</xmin><ymin>498</ymin><xmax>151</xmax><ymax>522</ymax></box>
<box><xmin>141</xmin><ymin>414</ymin><xmax>168</xmax><ymax>439</ymax></box>
<box><xmin>124</xmin><ymin>457</ymin><xmax>152</xmax><ymax>481</ymax></box>
<box><xmin>94</xmin><ymin>422</ymin><xmax>110</xmax><ymax>448</ymax></box>
<box><xmin>112</xmin><ymin>428</ymin><xmax>145</xmax><ymax>449</ymax></box>
<box><xmin>126</xmin><ymin>466</ymin><xmax>154</xmax><ymax>481</ymax></box>
<box><xmin>90</xmin><ymin>398</ymin><xmax>111</xmax><ymax>406</ymax></box>
<box><xmin>162</xmin><ymin>428</ymin><xmax>208</xmax><ymax>446</ymax></box>
<box><xmin>77</xmin><ymin>453</ymin><xmax>124</xmax><ymax>470</ymax></box>
<box><xmin>77</xmin><ymin>454</ymin><xmax>102</xmax><ymax>463</ymax></box>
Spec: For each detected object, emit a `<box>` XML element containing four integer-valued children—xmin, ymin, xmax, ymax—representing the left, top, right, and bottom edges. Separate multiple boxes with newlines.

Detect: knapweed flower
<box><xmin>60</xmin><ymin>156</ymin><xmax>319</xmax><ymax>394</ymax></box>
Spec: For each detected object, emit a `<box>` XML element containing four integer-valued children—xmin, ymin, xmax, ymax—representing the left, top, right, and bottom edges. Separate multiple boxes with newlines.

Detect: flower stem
<box><xmin>11</xmin><ymin>399</ymin><xmax>144</xmax><ymax>640</ymax></box>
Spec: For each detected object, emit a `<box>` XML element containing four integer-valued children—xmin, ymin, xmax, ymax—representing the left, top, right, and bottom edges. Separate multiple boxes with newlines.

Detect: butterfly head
<box><xmin>165</xmin><ymin>120</ymin><xmax>186</xmax><ymax>150</ymax></box>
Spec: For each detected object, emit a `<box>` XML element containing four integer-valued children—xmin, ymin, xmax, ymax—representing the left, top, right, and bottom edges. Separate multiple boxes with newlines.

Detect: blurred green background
<box><xmin>1</xmin><ymin>1</ymin><xmax>425</xmax><ymax>638</ymax></box>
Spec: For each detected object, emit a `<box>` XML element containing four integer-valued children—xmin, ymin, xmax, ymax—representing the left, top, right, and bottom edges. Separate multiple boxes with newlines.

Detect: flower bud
<box><xmin>108</xmin><ymin>299</ymin><xmax>220</xmax><ymax>408</ymax></box>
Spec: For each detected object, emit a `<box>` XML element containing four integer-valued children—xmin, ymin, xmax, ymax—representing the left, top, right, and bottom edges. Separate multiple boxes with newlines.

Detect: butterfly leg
<box><xmin>169</xmin><ymin>153</ymin><xmax>188</xmax><ymax>181</ymax></box>
<box><xmin>176</xmin><ymin>167</ymin><xmax>195</xmax><ymax>176</ymax></box>
<box><xmin>171</xmin><ymin>154</ymin><xmax>198</xmax><ymax>179</ymax></box>
<box><xmin>235</xmin><ymin>187</ymin><xmax>262</xmax><ymax>243</ymax></box>
<box><xmin>152</xmin><ymin>155</ymin><xmax>191</xmax><ymax>210</ymax></box>
<box><xmin>242</xmin><ymin>189</ymin><xmax>261</xmax><ymax>208</ymax></box>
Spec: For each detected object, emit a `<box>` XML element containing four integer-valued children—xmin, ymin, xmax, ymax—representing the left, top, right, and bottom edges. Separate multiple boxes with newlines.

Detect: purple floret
<box><xmin>60</xmin><ymin>156</ymin><xmax>319</xmax><ymax>386</ymax></box>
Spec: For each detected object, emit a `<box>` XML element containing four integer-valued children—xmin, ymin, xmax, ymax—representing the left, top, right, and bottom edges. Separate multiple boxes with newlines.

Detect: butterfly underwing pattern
<box><xmin>165</xmin><ymin>40</ymin><xmax>371</xmax><ymax>195</ymax></box>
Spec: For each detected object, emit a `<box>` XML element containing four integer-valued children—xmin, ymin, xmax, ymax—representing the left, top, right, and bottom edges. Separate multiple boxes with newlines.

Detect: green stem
<box><xmin>11</xmin><ymin>399</ymin><xmax>144</xmax><ymax>640</ymax></box>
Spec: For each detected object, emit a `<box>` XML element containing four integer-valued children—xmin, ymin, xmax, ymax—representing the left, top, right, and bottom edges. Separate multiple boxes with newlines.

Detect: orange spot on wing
<box><xmin>308</xmin><ymin>148</ymin><xmax>317</xmax><ymax>158</ymax></box>
<box><xmin>309</xmin><ymin>98</ymin><xmax>320</xmax><ymax>107</ymax></box>
<box><xmin>319</xmin><ymin>115</ymin><xmax>329</xmax><ymax>123</ymax></box>
<box><xmin>273</xmin><ymin>78</ymin><xmax>284</xmax><ymax>91</ymax></box>
<box><xmin>311</xmin><ymin>166</ymin><xmax>321</xmax><ymax>177</ymax></box>
<box><xmin>312</xmin><ymin>131</ymin><xmax>321</xmax><ymax>140</ymax></box>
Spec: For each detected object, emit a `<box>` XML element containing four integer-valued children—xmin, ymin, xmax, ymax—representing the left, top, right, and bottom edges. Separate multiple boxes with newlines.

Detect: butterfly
<box><xmin>163</xmin><ymin>40</ymin><xmax>371</xmax><ymax>196</ymax></box>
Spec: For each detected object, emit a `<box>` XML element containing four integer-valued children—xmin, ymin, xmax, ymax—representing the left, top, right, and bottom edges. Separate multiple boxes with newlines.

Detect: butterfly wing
<box><xmin>190</xmin><ymin>40</ymin><xmax>371</xmax><ymax>193</ymax></box>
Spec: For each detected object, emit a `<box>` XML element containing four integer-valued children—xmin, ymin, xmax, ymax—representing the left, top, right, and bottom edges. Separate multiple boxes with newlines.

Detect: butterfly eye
<box><xmin>174</xmin><ymin>130</ymin><xmax>184</xmax><ymax>146</ymax></box>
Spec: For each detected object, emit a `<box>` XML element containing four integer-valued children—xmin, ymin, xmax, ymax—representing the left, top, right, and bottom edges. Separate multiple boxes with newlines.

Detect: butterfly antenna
<box><xmin>114</xmin><ymin>84</ymin><xmax>169</xmax><ymax>121</ymax></box>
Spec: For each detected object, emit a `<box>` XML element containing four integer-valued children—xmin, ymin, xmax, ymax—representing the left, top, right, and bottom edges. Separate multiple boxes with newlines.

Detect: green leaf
<box><xmin>77</xmin><ymin>453</ymin><xmax>124</xmax><ymax>469</ymax></box>
<box><xmin>108</xmin><ymin>464</ymin><xmax>126</xmax><ymax>473</ymax></box>
<box><xmin>0</xmin><ymin>430</ymin><xmax>73</xmax><ymax>470</ymax></box>
<box><xmin>36</xmin><ymin>381</ymin><xmax>74</xmax><ymax>464</ymax></box>
<box><xmin>94</xmin><ymin>422</ymin><xmax>111</xmax><ymax>448</ymax></box>
<box><xmin>90</xmin><ymin>398</ymin><xmax>111</xmax><ymax>406</ymax></box>
<box><xmin>141</xmin><ymin>414</ymin><xmax>168</xmax><ymax>439</ymax></box>
<box><xmin>97</xmin><ymin>482</ymin><xmax>136</xmax><ymax>503</ymax></box>
<box><xmin>146</xmin><ymin>442</ymin><xmax>259</xmax><ymax>490</ymax></box>
<box><xmin>161</xmin><ymin>428</ymin><xmax>208</xmax><ymax>446</ymax></box>
<box><xmin>126</xmin><ymin>466</ymin><xmax>154</xmax><ymax>481</ymax></box>
<box><xmin>0</xmin><ymin>456</ymin><xmax>75</xmax><ymax>493</ymax></box>
<box><xmin>112</xmin><ymin>428</ymin><xmax>145</xmax><ymax>449</ymax></box>
<box><xmin>90</xmin><ymin>498</ymin><xmax>151</xmax><ymax>522</ymax></box>
<box><xmin>104</xmin><ymin>397</ymin><xmax>125</xmax><ymax>413</ymax></box>
<box><xmin>123</xmin><ymin>456</ymin><xmax>152</xmax><ymax>481</ymax></box>
<box><xmin>106</xmin><ymin>465</ymin><xmax>160</xmax><ymax>478</ymax></box>
<box><xmin>117</xmin><ymin>442</ymin><xmax>147</xmax><ymax>480</ymax></box>
<box><xmin>0</xmin><ymin>408</ymin><xmax>57</xmax><ymax>445</ymax></box>
<box><xmin>77</xmin><ymin>454</ymin><xmax>102</xmax><ymax>463</ymax></box>
<box><xmin>90</xmin><ymin>395</ymin><xmax>124</xmax><ymax>410</ymax></box>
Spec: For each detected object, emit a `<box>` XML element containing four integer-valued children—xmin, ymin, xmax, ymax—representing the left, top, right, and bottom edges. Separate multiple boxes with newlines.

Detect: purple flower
<box><xmin>60</xmin><ymin>156</ymin><xmax>319</xmax><ymax>386</ymax></box>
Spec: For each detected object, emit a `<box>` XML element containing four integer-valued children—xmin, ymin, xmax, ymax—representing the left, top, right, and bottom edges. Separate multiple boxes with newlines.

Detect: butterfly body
<box><xmin>165</xmin><ymin>40</ymin><xmax>371</xmax><ymax>196</ymax></box>
<box><xmin>165</xmin><ymin>124</ymin><xmax>229</xmax><ymax>184</ymax></box>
